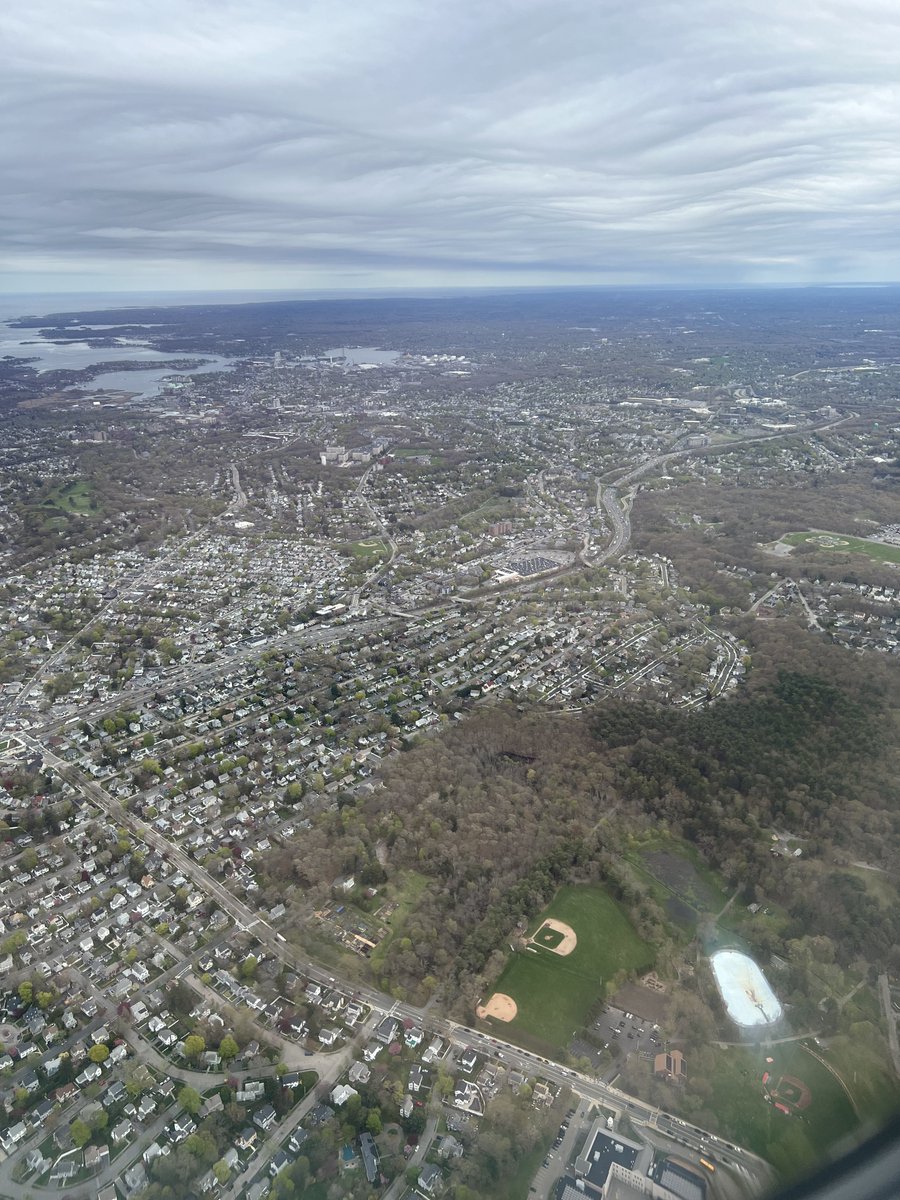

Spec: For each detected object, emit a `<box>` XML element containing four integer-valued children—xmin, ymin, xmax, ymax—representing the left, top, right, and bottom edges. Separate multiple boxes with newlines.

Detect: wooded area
<box><xmin>263</xmin><ymin>616</ymin><xmax>900</xmax><ymax>1016</ymax></box>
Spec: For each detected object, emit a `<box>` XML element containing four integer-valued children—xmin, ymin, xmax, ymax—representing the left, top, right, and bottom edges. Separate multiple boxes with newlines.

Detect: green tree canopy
<box><xmin>70</xmin><ymin>1118</ymin><xmax>91</xmax><ymax>1148</ymax></box>
<box><xmin>178</xmin><ymin>1085</ymin><xmax>202</xmax><ymax>1115</ymax></box>
<box><xmin>183</xmin><ymin>1033</ymin><xmax>205</xmax><ymax>1060</ymax></box>
<box><xmin>219</xmin><ymin>1034</ymin><xmax>239</xmax><ymax>1061</ymax></box>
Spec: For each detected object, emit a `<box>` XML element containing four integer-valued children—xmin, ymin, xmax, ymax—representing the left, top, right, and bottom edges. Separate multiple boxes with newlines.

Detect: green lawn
<box><xmin>783</xmin><ymin>530</ymin><xmax>900</xmax><ymax>565</ymax></box>
<box><xmin>706</xmin><ymin>1041</ymin><xmax>859</xmax><ymax>1181</ymax></box>
<box><xmin>823</xmin><ymin>1027</ymin><xmax>900</xmax><ymax>1130</ymax></box>
<box><xmin>44</xmin><ymin>479</ymin><xmax>94</xmax><ymax>513</ymax></box>
<box><xmin>342</xmin><ymin>538</ymin><xmax>388</xmax><ymax>564</ymax></box>
<box><xmin>487</xmin><ymin>885</ymin><xmax>653</xmax><ymax>1053</ymax></box>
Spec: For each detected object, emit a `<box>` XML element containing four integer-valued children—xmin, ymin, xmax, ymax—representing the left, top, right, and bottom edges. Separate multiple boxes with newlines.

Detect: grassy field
<box><xmin>370</xmin><ymin>871</ymin><xmax>429</xmax><ymax>977</ymax></box>
<box><xmin>623</xmin><ymin>831</ymin><xmax>731</xmax><ymax>933</ymax></box>
<box><xmin>43</xmin><ymin>479</ymin><xmax>93</xmax><ymax>513</ymax></box>
<box><xmin>783</xmin><ymin>530</ymin><xmax>900</xmax><ymax>565</ymax></box>
<box><xmin>344</xmin><ymin>538</ymin><xmax>387</xmax><ymax>561</ymax></box>
<box><xmin>486</xmin><ymin>885</ymin><xmax>653</xmax><ymax>1053</ymax></box>
<box><xmin>706</xmin><ymin>1041</ymin><xmax>860</xmax><ymax>1181</ymax></box>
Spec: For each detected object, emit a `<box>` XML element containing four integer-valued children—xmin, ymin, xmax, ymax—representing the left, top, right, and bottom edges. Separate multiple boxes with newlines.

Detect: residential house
<box><xmin>330</xmin><ymin>1083</ymin><xmax>358</xmax><ymax>1107</ymax></box>
<box><xmin>269</xmin><ymin>1150</ymin><xmax>292</xmax><ymax>1177</ymax></box>
<box><xmin>236</xmin><ymin>1127</ymin><xmax>258</xmax><ymax>1151</ymax></box>
<box><xmin>253</xmin><ymin>1104</ymin><xmax>277</xmax><ymax>1131</ymax></box>
<box><xmin>122</xmin><ymin>1162</ymin><xmax>148</xmax><ymax>1196</ymax></box>
<box><xmin>374</xmin><ymin>1016</ymin><xmax>399</xmax><ymax>1044</ymax></box>
<box><xmin>418</xmin><ymin>1163</ymin><xmax>442</xmax><ymax>1194</ymax></box>
<box><xmin>84</xmin><ymin>1143</ymin><xmax>110</xmax><ymax>1172</ymax></box>
<box><xmin>408</xmin><ymin>1065</ymin><xmax>426</xmax><ymax>1093</ymax></box>
<box><xmin>458</xmin><ymin>1048</ymin><xmax>478</xmax><ymax>1073</ymax></box>
<box><xmin>348</xmin><ymin>1061</ymin><xmax>371</xmax><ymax>1085</ymax></box>
<box><xmin>438</xmin><ymin>1134</ymin><xmax>464</xmax><ymax>1161</ymax></box>
<box><xmin>359</xmin><ymin>1131</ymin><xmax>379</xmax><ymax>1184</ymax></box>
<box><xmin>422</xmin><ymin>1036</ymin><xmax>445</xmax><ymax>1064</ymax></box>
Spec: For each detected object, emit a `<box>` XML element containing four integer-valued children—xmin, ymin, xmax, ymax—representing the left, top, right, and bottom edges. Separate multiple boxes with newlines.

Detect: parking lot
<box><xmin>589</xmin><ymin>1005</ymin><xmax>661</xmax><ymax>1075</ymax></box>
<box><xmin>528</xmin><ymin>1097</ymin><xmax>591</xmax><ymax>1199</ymax></box>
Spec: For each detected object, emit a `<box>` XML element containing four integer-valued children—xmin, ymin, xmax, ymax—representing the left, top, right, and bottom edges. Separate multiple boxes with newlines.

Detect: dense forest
<box><xmin>262</xmin><ymin>617</ymin><xmax>900</xmax><ymax>1013</ymax></box>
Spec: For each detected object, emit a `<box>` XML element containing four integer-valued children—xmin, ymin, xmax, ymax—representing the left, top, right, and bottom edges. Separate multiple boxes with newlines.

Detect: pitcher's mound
<box><xmin>476</xmin><ymin>993</ymin><xmax>518</xmax><ymax>1022</ymax></box>
<box><xmin>531</xmin><ymin>918</ymin><xmax>577</xmax><ymax>956</ymax></box>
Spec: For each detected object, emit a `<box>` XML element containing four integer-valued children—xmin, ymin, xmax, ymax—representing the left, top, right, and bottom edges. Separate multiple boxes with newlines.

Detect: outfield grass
<box><xmin>488</xmin><ymin>885</ymin><xmax>653</xmax><ymax>1052</ymax></box>
<box><xmin>706</xmin><ymin>1041</ymin><xmax>859</xmax><ymax>1181</ymax></box>
<box><xmin>783</xmin><ymin>530</ymin><xmax>900</xmax><ymax>565</ymax></box>
<box><xmin>824</xmin><ymin>1026</ymin><xmax>900</xmax><ymax>1130</ymax></box>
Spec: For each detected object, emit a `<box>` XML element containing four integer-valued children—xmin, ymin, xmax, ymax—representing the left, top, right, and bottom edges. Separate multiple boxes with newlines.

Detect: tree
<box><xmin>213</xmin><ymin>1159</ymin><xmax>231</xmax><ymax>1185</ymax></box>
<box><xmin>88</xmin><ymin>1043</ymin><xmax>109</xmax><ymax>1064</ymax></box>
<box><xmin>178</xmin><ymin>1085</ymin><xmax>202</xmax><ymax>1115</ymax></box>
<box><xmin>435</xmin><ymin>1067</ymin><xmax>455</xmax><ymax>1098</ymax></box>
<box><xmin>366</xmin><ymin>1109</ymin><xmax>382</xmax><ymax>1137</ymax></box>
<box><xmin>219</xmin><ymin>1034</ymin><xmax>238</xmax><ymax>1062</ymax></box>
<box><xmin>18</xmin><ymin>981</ymin><xmax>33</xmax><ymax>1005</ymax></box>
<box><xmin>90</xmin><ymin>1109</ymin><xmax>109</xmax><ymax>1133</ymax></box>
<box><xmin>70</xmin><ymin>1118</ymin><xmax>91</xmax><ymax>1148</ymax></box>
<box><xmin>183</xmin><ymin>1034</ymin><xmax>206</xmax><ymax>1060</ymax></box>
<box><xmin>185</xmin><ymin>1128</ymin><xmax>218</xmax><ymax>1160</ymax></box>
<box><xmin>405</xmin><ymin>1108</ymin><xmax>426</xmax><ymax>1135</ymax></box>
<box><xmin>2</xmin><ymin>930</ymin><xmax>26</xmax><ymax>956</ymax></box>
<box><xmin>239</xmin><ymin>954</ymin><xmax>258</xmax><ymax>980</ymax></box>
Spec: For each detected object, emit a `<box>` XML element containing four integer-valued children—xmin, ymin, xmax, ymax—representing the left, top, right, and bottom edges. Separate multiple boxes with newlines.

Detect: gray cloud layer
<box><xmin>2</xmin><ymin>0</ymin><xmax>900</xmax><ymax>289</ymax></box>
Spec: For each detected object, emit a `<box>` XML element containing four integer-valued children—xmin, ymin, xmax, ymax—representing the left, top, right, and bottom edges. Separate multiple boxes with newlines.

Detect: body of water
<box><xmin>87</xmin><ymin>357</ymin><xmax>231</xmax><ymax>398</ymax></box>
<box><xmin>0</xmin><ymin>298</ymin><xmax>233</xmax><ymax>398</ymax></box>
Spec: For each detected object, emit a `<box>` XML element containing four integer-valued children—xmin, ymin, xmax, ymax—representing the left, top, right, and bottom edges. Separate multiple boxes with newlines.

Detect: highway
<box><xmin>228</xmin><ymin>461</ymin><xmax>248</xmax><ymax>510</ymax></box>
<box><xmin>590</xmin><ymin>484</ymin><xmax>631</xmax><ymax>566</ymax></box>
<box><xmin>0</xmin><ymin>414</ymin><xmax>848</xmax><ymax>1194</ymax></box>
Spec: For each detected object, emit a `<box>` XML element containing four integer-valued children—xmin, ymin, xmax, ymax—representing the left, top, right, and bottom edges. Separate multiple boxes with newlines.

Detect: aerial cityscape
<box><xmin>0</xmin><ymin>286</ymin><xmax>898</xmax><ymax>1200</ymax></box>
<box><xmin>3</xmin><ymin>0</ymin><xmax>900</xmax><ymax>1195</ymax></box>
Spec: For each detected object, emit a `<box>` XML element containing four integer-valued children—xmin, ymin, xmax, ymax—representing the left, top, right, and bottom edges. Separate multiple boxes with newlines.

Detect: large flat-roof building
<box><xmin>574</xmin><ymin>1122</ymin><xmax>651</xmax><ymax>1193</ymax></box>
<box><xmin>653</xmin><ymin>1157</ymin><xmax>706</xmax><ymax>1200</ymax></box>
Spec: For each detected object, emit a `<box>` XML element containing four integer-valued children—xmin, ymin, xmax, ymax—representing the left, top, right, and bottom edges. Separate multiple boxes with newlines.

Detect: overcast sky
<box><xmin>2</xmin><ymin>0</ymin><xmax>899</xmax><ymax>293</ymax></box>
